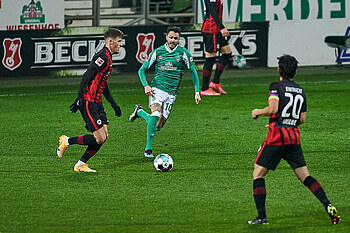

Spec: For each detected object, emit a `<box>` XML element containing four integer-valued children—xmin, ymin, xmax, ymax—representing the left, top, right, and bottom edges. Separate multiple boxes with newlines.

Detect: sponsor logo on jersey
<box><xmin>136</xmin><ymin>33</ymin><xmax>155</xmax><ymax>64</ymax></box>
<box><xmin>95</xmin><ymin>57</ymin><xmax>104</xmax><ymax>67</ymax></box>
<box><xmin>160</xmin><ymin>61</ymin><xmax>177</xmax><ymax>70</ymax></box>
<box><xmin>2</xmin><ymin>38</ymin><xmax>22</xmax><ymax>71</ymax></box>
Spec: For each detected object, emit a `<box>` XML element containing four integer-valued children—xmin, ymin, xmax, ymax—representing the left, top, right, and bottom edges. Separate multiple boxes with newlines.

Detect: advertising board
<box><xmin>0</xmin><ymin>23</ymin><xmax>268</xmax><ymax>77</ymax></box>
<box><xmin>0</xmin><ymin>0</ymin><xmax>64</xmax><ymax>31</ymax></box>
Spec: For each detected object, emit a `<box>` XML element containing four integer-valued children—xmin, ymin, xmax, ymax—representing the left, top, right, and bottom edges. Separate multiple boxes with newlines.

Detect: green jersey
<box><xmin>138</xmin><ymin>43</ymin><xmax>200</xmax><ymax>96</ymax></box>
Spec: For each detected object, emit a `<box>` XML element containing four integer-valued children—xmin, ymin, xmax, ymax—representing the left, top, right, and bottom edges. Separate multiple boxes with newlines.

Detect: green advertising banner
<box><xmin>197</xmin><ymin>0</ymin><xmax>348</xmax><ymax>23</ymax></box>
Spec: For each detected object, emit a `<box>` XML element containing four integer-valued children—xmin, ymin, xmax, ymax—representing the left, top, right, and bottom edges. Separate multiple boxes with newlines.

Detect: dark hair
<box><xmin>278</xmin><ymin>55</ymin><xmax>298</xmax><ymax>80</ymax></box>
<box><xmin>104</xmin><ymin>28</ymin><xmax>124</xmax><ymax>40</ymax></box>
<box><xmin>167</xmin><ymin>26</ymin><xmax>181</xmax><ymax>36</ymax></box>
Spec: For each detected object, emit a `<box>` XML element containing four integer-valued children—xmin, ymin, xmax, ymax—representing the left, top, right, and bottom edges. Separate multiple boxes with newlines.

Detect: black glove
<box><xmin>70</xmin><ymin>98</ymin><xmax>81</xmax><ymax>113</ymax></box>
<box><xmin>111</xmin><ymin>102</ymin><xmax>122</xmax><ymax>117</ymax></box>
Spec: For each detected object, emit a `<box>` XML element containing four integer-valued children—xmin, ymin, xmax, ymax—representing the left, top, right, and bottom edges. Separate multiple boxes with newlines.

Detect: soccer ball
<box><xmin>154</xmin><ymin>154</ymin><xmax>173</xmax><ymax>172</ymax></box>
<box><xmin>231</xmin><ymin>55</ymin><xmax>246</xmax><ymax>68</ymax></box>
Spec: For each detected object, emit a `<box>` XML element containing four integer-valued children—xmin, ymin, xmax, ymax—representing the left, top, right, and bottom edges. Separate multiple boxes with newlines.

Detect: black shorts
<box><xmin>202</xmin><ymin>32</ymin><xmax>230</xmax><ymax>53</ymax></box>
<box><xmin>79</xmin><ymin>100</ymin><xmax>108</xmax><ymax>132</ymax></box>
<box><xmin>255</xmin><ymin>141</ymin><xmax>306</xmax><ymax>171</ymax></box>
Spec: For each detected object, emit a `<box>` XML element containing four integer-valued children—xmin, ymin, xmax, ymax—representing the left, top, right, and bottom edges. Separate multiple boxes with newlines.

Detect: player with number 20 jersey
<box><xmin>248</xmin><ymin>55</ymin><xmax>340</xmax><ymax>225</ymax></box>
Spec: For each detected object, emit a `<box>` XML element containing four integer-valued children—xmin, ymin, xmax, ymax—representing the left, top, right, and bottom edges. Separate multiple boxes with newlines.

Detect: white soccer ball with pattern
<box><xmin>232</xmin><ymin>55</ymin><xmax>246</xmax><ymax>68</ymax></box>
<box><xmin>154</xmin><ymin>154</ymin><xmax>173</xmax><ymax>172</ymax></box>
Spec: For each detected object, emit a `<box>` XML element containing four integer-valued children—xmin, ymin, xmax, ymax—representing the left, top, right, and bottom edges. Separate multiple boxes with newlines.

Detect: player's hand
<box><xmin>221</xmin><ymin>28</ymin><xmax>230</xmax><ymax>37</ymax></box>
<box><xmin>252</xmin><ymin>109</ymin><xmax>259</xmax><ymax>119</ymax></box>
<box><xmin>70</xmin><ymin>98</ymin><xmax>81</xmax><ymax>113</ymax></box>
<box><xmin>111</xmin><ymin>102</ymin><xmax>122</xmax><ymax>117</ymax></box>
<box><xmin>195</xmin><ymin>92</ymin><xmax>201</xmax><ymax>104</ymax></box>
<box><xmin>144</xmin><ymin>85</ymin><xmax>154</xmax><ymax>96</ymax></box>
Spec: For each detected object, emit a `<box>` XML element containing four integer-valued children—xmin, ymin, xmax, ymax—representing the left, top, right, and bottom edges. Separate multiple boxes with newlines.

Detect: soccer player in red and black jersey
<box><xmin>56</xmin><ymin>28</ymin><xmax>124</xmax><ymax>172</ymax></box>
<box><xmin>200</xmin><ymin>0</ymin><xmax>232</xmax><ymax>96</ymax></box>
<box><xmin>248</xmin><ymin>55</ymin><xmax>341</xmax><ymax>224</ymax></box>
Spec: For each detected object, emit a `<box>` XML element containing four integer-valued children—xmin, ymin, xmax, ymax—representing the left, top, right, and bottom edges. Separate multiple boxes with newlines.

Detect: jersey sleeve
<box><xmin>301</xmin><ymin>91</ymin><xmax>307</xmax><ymax>112</ymax></box>
<box><xmin>138</xmin><ymin>50</ymin><xmax>157</xmax><ymax>86</ymax></box>
<box><xmin>183</xmin><ymin>49</ymin><xmax>199</xmax><ymax>92</ymax></box>
<box><xmin>268</xmin><ymin>82</ymin><xmax>279</xmax><ymax>102</ymax></box>
<box><xmin>206</xmin><ymin>0</ymin><xmax>225</xmax><ymax>30</ymax></box>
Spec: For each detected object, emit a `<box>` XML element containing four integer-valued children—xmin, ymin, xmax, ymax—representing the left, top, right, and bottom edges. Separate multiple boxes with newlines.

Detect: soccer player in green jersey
<box><xmin>129</xmin><ymin>26</ymin><xmax>201</xmax><ymax>158</ymax></box>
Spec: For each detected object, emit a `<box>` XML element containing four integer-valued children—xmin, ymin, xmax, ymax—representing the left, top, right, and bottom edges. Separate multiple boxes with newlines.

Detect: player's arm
<box><xmin>299</xmin><ymin>112</ymin><xmax>306</xmax><ymax>125</ymax></box>
<box><xmin>189</xmin><ymin>65</ymin><xmax>201</xmax><ymax>104</ymax></box>
<box><xmin>298</xmin><ymin>93</ymin><xmax>307</xmax><ymax>125</ymax></box>
<box><xmin>69</xmin><ymin>66</ymin><xmax>97</xmax><ymax>113</ymax></box>
<box><xmin>252</xmin><ymin>82</ymin><xmax>279</xmax><ymax>119</ymax></box>
<box><xmin>70</xmin><ymin>54</ymin><xmax>107</xmax><ymax>113</ymax></box>
<box><xmin>138</xmin><ymin>50</ymin><xmax>157</xmax><ymax>96</ymax></box>
<box><xmin>252</xmin><ymin>100</ymin><xmax>278</xmax><ymax>119</ymax></box>
<box><xmin>103</xmin><ymin>83</ymin><xmax>121</xmax><ymax>117</ymax></box>
<box><xmin>184</xmin><ymin>50</ymin><xmax>201</xmax><ymax>104</ymax></box>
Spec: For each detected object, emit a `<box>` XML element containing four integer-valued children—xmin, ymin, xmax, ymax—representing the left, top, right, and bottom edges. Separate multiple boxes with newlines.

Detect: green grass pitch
<box><xmin>0</xmin><ymin>67</ymin><xmax>349</xmax><ymax>232</ymax></box>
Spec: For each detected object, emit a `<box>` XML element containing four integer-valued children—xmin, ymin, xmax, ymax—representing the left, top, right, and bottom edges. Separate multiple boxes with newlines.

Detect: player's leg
<box><xmin>248</xmin><ymin>164</ymin><xmax>269</xmax><ymax>225</ymax></box>
<box><xmin>294</xmin><ymin>166</ymin><xmax>341</xmax><ymax>224</ymax></box>
<box><xmin>248</xmin><ymin>143</ymin><xmax>281</xmax><ymax>224</ymax></box>
<box><xmin>156</xmin><ymin>94</ymin><xmax>174</xmax><ymax>131</ymax></box>
<box><xmin>210</xmin><ymin>42</ymin><xmax>232</xmax><ymax>94</ymax></box>
<box><xmin>74</xmin><ymin>125</ymin><xmax>108</xmax><ymax>172</ymax></box>
<box><xmin>73</xmin><ymin>126</ymin><xmax>107</xmax><ymax>172</ymax></box>
<box><xmin>57</xmin><ymin>101</ymin><xmax>101</xmax><ymax>158</ymax></box>
<box><xmin>201</xmin><ymin>32</ymin><xmax>220</xmax><ymax>96</ymax></box>
<box><xmin>201</xmin><ymin>52</ymin><xmax>219</xmax><ymax>95</ymax></box>
<box><xmin>157</xmin><ymin>115</ymin><xmax>167</xmax><ymax>131</ymax></box>
<box><xmin>144</xmin><ymin>103</ymin><xmax>161</xmax><ymax>158</ymax></box>
<box><xmin>287</xmin><ymin>145</ymin><xmax>340</xmax><ymax>224</ymax></box>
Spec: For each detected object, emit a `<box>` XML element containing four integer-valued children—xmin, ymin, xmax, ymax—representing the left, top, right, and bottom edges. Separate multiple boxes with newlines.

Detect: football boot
<box><xmin>200</xmin><ymin>89</ymin><xmax>220</xmax><ymax>96</ymax></box>
<box><xmin>144</xmin><ymin>149</ymin><xmax>154</xmax><ymax>158</ymax></box>
<box><xmin>209</xmin><ymin>82</ymin><xmax>227</xmax><ymax>94</ymax></box>
<box><xmin>327</xmin><ymin>204</ymin><xmax>341</xmax><ymax>224</ymax></box>
<box><xmin>247</xmin><ymin>217</ymin><xmax>269</xmax><ymax>225</ymax></box>
<box><xmin>74</xmin><ymin>164</ymin><xmax>96</xmax><ymax>172</ymax></box>
<box><xmin>129</xmin><ymin>104</ymin><xmax>143</xmax><ymax>122</ymax></box>
<box><xmin>57</xmin><ymin>135</ymin><xmax>69</xmax><ymax>159</ymax></box>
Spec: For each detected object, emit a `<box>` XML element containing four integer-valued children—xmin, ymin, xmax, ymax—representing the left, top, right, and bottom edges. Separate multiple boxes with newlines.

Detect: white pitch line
<box><xmin>0</xmin><ymin>80</ymin><xmax>349</xmax><ymax>97</ymax></box>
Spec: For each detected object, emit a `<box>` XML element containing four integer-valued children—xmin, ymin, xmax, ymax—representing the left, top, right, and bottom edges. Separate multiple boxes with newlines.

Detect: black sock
<box><xmin>303</xmin><ymin>176</ymin><xmax>330</xmax><ymax>208</ymax></box>
<box><xmin>212</xmin><ymin>54</ymin><xmax>230</xmax><ymax>84</ymax></box>
<box><xmin>201</xmin><ymin>57</ymin><xmax>216</xmax><ymax>90</ymax></box>
<box><xmin>253</xmin><ymin>178</ymin><xmax>267</xmax><ymax>219</ymax></box>
<box><xmin>68</xmin><ymin>135</ymin><xmax>98</xmax><ymax>146</ymax></box>
<box><xmin>80</xmin><ymin>144</ymin><xmax>102</xmax><ymax>163</ymax></box>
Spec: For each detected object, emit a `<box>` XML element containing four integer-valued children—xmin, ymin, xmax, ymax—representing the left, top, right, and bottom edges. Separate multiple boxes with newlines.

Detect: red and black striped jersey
<box><xmin>265</xmin><ymin>79</ymin><xmax>307</xmax><ymax>146</ymax></box>
<box><xmin>201</xmin><ymin>0</ymin><xmax>224</xmax><ymax>33</ymax></box>
<box><xmin>79</xmin><ymin>47</ymin><xmax>113</xmax><ymax>103</ymax></box>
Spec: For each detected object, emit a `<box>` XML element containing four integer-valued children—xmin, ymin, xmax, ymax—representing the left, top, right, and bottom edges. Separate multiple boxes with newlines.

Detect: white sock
<box><xmin>76</xmin><ymin>160</ymin><xmax>85</xmax><ymax>166</ymax></box>
<box><xmin>65</xmin><ymin>137</ymin><xmax>70</xmax><ymax>145</ymax></box>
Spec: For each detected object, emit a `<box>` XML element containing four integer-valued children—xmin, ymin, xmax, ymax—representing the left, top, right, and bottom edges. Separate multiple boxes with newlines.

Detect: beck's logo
<box><xmin>2</xmin><ymin>38</ymin><xmax>22</xmax><ymax>71</ymax></box>
<box><xmin>136</xmin><ymin>33</ymin><xmax>155</xmax><ymax>64</ymax></box>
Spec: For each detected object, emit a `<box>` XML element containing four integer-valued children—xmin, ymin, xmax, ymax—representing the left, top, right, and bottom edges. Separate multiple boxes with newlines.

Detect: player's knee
<box><xmin>150</xmin><ymin>111</ymin><xmax>160</xmax><ymax>126</ymax></box>
<box><xmin>95</xmin><ymin>135</ymin><xmax>107</xmax><ymax>144</ymax></box>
